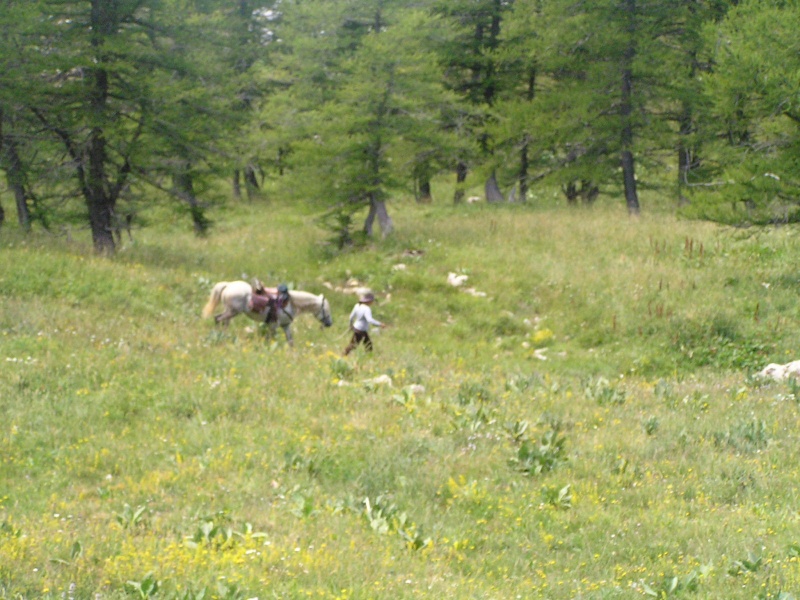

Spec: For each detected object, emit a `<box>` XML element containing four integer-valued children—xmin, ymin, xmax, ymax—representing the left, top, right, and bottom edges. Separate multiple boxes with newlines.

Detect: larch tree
<box><xmin>0</xmin><ymin>0</ymin><xmax>58</xmax><ymax>231</ymax></box>
<box><xmin>264</xmin><ymin>0</ymin><xmax>461</xmax><ymax>243</ymax></box>
<box><xmin>696</xmin><ymin>0</ymin><xmax>800</xmax><ymax>223</ymax></box>
<box><xmin>433</xmin><ymin>0</ymin><xmax>515</xmax><ymax>203</ymax></box>
<box><xmin>498</xmin><ymin>0</ymin><xmax>724</xmax><ymax>212</ymax></box>
<box><xmin>2</xmin><ymin>0</ymin><xmax>242</xmax><ymax>252</ymax></box>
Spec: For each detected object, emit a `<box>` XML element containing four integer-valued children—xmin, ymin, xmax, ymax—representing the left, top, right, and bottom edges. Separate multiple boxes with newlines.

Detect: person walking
<box><xmin>343</xmin><ymin>292</ymin><xmax>386</xmax><ymax>355</ymax></box>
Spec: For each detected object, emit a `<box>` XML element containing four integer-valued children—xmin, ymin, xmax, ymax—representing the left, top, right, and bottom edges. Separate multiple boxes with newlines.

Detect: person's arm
<box><xmin>364</xmin><ymin>306</ymin><xmax>383</xmax><ymax>328</ymax></box>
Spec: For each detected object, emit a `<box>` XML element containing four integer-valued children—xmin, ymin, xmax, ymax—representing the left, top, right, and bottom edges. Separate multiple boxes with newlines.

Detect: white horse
<box><xmin>202</xmin><ymin>280</ymin><xmax>333</xmax><ymax>346</ymax></box>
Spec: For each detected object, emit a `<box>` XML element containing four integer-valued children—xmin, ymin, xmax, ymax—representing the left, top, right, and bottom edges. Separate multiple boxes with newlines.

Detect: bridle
<box><xmin>317</xmin><ymin>294</ymin><xmax>331</xmax><ymax>326</ymax></box>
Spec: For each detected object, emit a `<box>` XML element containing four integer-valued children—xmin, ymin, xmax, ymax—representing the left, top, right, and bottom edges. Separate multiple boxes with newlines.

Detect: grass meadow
<box><xmin>4</xmin><ymin>197</ymin><xmax>800</xmax><ymax>599</ymax></box>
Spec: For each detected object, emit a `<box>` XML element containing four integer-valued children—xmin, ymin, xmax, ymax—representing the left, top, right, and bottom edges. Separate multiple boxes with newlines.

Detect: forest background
<box><xmin>1</xmin><ymin>0</ymin><xmax>800</xmax><ymax>250</ymax></box>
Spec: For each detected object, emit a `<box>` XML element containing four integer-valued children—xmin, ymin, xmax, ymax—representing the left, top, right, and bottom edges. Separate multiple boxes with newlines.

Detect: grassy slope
<box><xmin>3</xmin><ymin>200</ymin><xmax>800</xmax><ymax>598</ymax></box>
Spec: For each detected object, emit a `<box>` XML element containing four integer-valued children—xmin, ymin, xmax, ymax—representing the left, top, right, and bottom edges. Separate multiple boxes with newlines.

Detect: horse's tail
<box><xmin>202</xmin><ymin>282</ymin><xmax>227</xmax><ymax>318</ymax></box>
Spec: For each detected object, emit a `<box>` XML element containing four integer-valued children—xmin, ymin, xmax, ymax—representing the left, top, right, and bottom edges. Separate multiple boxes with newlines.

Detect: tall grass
<box><xmin>3</xmin><ymin>200</ymin><xmax>800</xmax><ymax>598</ymax></box>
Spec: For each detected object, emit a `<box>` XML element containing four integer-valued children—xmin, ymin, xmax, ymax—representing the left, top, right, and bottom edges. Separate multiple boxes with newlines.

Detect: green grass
<box><xmin>3</xmin><ymin>198</ymin><xmax>800</xmax><ymax>598</ymax></box>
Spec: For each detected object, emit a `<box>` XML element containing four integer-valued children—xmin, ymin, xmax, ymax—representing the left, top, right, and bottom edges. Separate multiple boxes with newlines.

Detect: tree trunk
<box><xmin>518</xmin><ymin>66</ymin><xmax>536</xmax><ymax>203</ymax></box>
<box><xmin>363</xmin><ymin>201</ymin><xmax>376</xmax><ymax>237</ymax></box>
<box><xmin>373</xmin><ymin>198</ymin><xmax>393</xmax><ymax>238</ymax></box>
<box><xmin>87</xmin><ymin>59</ymin><xmax>114</xmax><ymax>251</ymax></box>
<box><xmin>454</xmin><ymin>161</ymin><xmax>468</xmax><ymax>204</ymax></box>
<box><xmin>4</xmin><ymin>138</ymin><xmax>32</xmax><ymax>230</ymax></box>
<box><xmin>363</xmin><ymin>194</ymin><xmax>393</xmax><ymax>238</ymax></box>
<box><xmin>563</xmin><ymin>181</ymin><xmax>579</xmax><ymax>205</ymax></box>
<box><xmin>86</xmin><ymin>3</ymin><xmax>117</xmax><ymax>253</ymax></box>
<box><xmin>244</xmin><ymin>165</ymin><xmax>260</xmax><ymax>200</ymax></box>
<box><xmin>417</xmin><ymin>179</ymin><xmax>432</xmax><ymax>203</ymax></box>
<box><xmin>621</xmin><ymin>149</ymin><xmax>639</xmax><ymax>214</ymax></box>
<box><xmin>277</xmin><ymin>147</ymin><xmax>287</xmax><ymax>176</ymax></box>
<box><xmin>233</xmin><ymin>170</ymin><xmax>242</xmax><ymax>200</ymax></box>
<box><xmin>174</xmin><ymin>162</ymin><xmax>209</xmax><ymax>236</ymax></box>
<box><xmin>519</xmin><ymin>136</ymin><xmax>529</xmax><ymax>203</ymax></box>
<box><xmin>485</xmin><ymin>171</ymin><xmax>504</xmax><ymax>203</ymax></box>
<box><xmin>581</xmin><ymin>180</ymin><xmax>599</xmax><ymax>203</ymax></box>
<box><xmin>677</xmin><ymin>102</ymin><xmax>695</xmax><ymax>199</ymax></box>
<box><xmin>86</xmin><ymin>126</ymin><xmax>116</xmax><ymax>254</ymax></box>
<box><xmin>620</xmin><ymin>0</ymin><xmax>640</xmax><ymax>215</ymax></box>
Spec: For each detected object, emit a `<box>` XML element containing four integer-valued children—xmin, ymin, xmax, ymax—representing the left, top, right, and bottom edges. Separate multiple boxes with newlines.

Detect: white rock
<box><xmin>447</xmin><ymin>272</ymin><xmax>469</xmax><ymax>287</ymax></box>
<box><xmin>364</xmin><ymin>374</ymin><xmax>393</xmax><ymax>387</ymax></box>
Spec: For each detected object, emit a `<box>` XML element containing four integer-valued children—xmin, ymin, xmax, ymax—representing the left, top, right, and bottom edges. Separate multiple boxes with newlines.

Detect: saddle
<box><xmin>249</xmin><ymin>290</ymin><xmax>273</xmax><ymax>313</ymax></box>
<box><xmin>249</xmin><ymin>281</ymin><xmax>290</xmax><ymax>321</ymax></box>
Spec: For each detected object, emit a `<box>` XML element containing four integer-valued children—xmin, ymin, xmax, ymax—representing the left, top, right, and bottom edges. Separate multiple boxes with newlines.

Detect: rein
<box><xmin>263</xmin><ymin>298</ymin><xmax>294</xmax><ymax>324</ymax></box>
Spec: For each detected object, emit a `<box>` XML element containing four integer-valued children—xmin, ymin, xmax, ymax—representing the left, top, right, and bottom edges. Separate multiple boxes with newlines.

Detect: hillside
<box><xmin>3</xmin><ymin>202</ymin><xmax>800</xmax><ymax>598</ymax></box>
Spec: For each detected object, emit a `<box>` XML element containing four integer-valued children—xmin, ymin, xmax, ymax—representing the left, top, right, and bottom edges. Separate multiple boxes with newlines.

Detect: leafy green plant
<box><xmin>363</xmin><ymin>495</ymin><xmax>398</xmax><ymax>535</ymax></box>
<box><xmin>653</xmin><ymin>379</ymin><xmax>675</xmax><ymax>404</ymax></box>
<box><xmin>0</xmin><ymin>521</ymin><xmax>22</xmax><ymax>538</ymax></box>
<box><xmin>640</xmin><ymin>570</ymin><xmax>702</xmax><ymax>597</ymax></box>
<box><xmin>290</xmin><ymin>489</ymin><xmax>317</xmax><ymax>519</ymax></box>
<box><xmin>714</xmin><ymin>419</ymin><xmax>771</xmax><ymax>453</ymax></box>
<box><xmin>728</xmin><ymin>551</ymin><xmax>763</xmax><ymax>576</ymax></box>
<box><xmin>392</xmin><ymin>388</ymin><xmax>416</xmax><ymax>411</ymax></box>
<box><xmin>504</xmin><ymin>420</ymin><xmax>529</xmax><ymax>443</ymax></box>
<box><xmin>362</xmin><ymin>495</ymin><xmax>430</xmax><ymax>550</ymax></box>
<box><xmin>214</xmin><ymin>581</ymin><xmax>246</xmax><ymax>600</ymax></box>
<box><xmin>456</xmin><ymin>381</ymin><xmax>493</xmax><ymax>406</ymax></box>
<box><xmin>330</xmin><ymin>357</ymin><xmax>354</xmax><ymax>380</ymax></box>
<box><xmin>174</xmin><ymin>587</ymin><xmax>209</xmax><ymax>600</ymax></box>
<box><xmin>397</xmin><ymin>518</ymin><xmax>432</xmax><ymax>551</ymax></box>
<box><xmin>50</xmin><ymin>541</ymin><xmax>82</xmax><ymax>567</ymax></box>
<box><xmin>115</xmin><ymin>503</ymin><xmax>149</xmax><ymax>530</ymax></box>
<box><xmin>450</xmin><ymin>401</ymin><xmax>495</xmax><ymax>433</ymax></box>
<box><xmin>540</xmin><ymin>484</ymin><xmax>572</xmax><ymax>510</ymax></box>
<box><xmin>504</xmin><ymin>373</ymin><xmax>542</xmax><ymax>393</ymax></box>
<box><xmin>126</xmin><ymin>573</ymin><xmax>160</xmax><ymax>599</ymax></box>
<box><xmin>185</xmin><ymin>517</ymin><xmax>234</xmax><ymax>550</ymax></box>
<box><xmin>284</xmin><ymin>450</ymin><xmax>323</xmax><ymax>477</ymax></box>
<box><xmin>643</xmin><ymin>416</ymin><xmax>660</xmax><ymax>436</ymax></box>
<box><xmin>582</xmin><ymin>377</ymin><xmax>626</xmax><ymax>406</ymax></box>
<box><xmin>511</xmin><ymin>427</ymin><xmax>567</xmax><ymax>475</ymax></box>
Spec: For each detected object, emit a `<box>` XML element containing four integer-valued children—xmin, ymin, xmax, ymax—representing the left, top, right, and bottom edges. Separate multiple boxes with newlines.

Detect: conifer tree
<box><xmin>697</xmin><ymin>0</ymin><xmax>800</xmax><ymax>223</ymax></box>
<box><xmin>433</xmin><ymin>0</ymin><xmax>514</xmax><ymax>203</ymax></box>
<box><xmin>0</xmin><ymin>0</ymin><xmax>245</xmax><ymax>251</ymax></box>
<box><xmin>0</xmin><ymin>1</ymin><xmax>56</xmax><ymax>230</ymax></box>
<box><xmin>264</xmin><ymin>0</ymin><xmax>462</xmax><ymax>242</ymax></box>
<box><xmin>492</xmin><ymin>0</ymin><xmax>731</xmax><ymax>211</ymax></box>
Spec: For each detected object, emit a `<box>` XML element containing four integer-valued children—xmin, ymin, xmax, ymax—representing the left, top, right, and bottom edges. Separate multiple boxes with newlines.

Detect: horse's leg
<box><xmin>282</xmin><ymin>324</ymin><xmax>294</xmax><ymax>347</ymax></box>
<box><xmin>215</xmin><ymin>309</ymin><xmax>236</xmax><ymax>326</ymax></box>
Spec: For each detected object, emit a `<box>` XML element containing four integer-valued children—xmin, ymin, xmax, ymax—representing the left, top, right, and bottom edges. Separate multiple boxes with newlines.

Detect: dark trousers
<box><xmin>343</xmin><ymin>329</ymin><xmax>372</xmax><ymax>355</ymax></box>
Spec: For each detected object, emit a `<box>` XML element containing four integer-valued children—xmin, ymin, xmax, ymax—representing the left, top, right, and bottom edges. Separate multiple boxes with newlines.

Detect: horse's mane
<box><xmin>288</xmin><ymin>290</ymin><xmax>321</xmax><ymax>308</ymax></box>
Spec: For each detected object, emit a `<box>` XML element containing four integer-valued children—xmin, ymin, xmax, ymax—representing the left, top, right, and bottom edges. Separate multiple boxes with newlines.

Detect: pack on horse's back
<box><xmin>249</xmin><ymin>287</ymin><xmax>274</xmax><ymax>314</ymax></box>
<box><xmin>249</xmin><ymin>282</ymin><xmax>291</xmax><ymax>324</ymax></box>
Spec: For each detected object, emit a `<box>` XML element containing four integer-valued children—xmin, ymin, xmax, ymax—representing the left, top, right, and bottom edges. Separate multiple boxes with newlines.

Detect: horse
<box><xmin>201</xmin><ymin>280</ymin><xmax>333</xmax><ymax>346</ymax></box>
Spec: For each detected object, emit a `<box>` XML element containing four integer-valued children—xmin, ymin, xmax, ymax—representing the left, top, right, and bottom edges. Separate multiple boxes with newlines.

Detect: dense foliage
<box><xmin>2</xmin><ymin>0</ymin><xmax>800</xmax><ymax>251</ymax></box>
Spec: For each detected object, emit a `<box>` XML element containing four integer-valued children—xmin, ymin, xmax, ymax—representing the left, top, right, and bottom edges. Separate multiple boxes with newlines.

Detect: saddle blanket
<box><xmin>248</xmin><ymin>292</ymin><xmax>272</xmax><ymax>313</ymax></box>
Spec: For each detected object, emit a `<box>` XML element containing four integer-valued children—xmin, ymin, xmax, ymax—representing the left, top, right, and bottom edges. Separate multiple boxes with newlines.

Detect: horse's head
<box><xmin>316</xmin><ymin>295</ymin><xmax>333</xmax><ymax>328</ymax></box>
